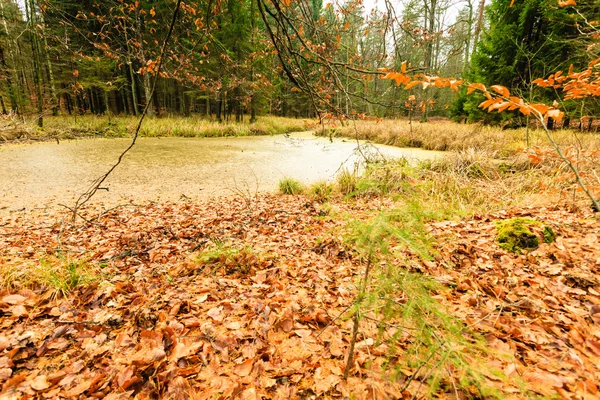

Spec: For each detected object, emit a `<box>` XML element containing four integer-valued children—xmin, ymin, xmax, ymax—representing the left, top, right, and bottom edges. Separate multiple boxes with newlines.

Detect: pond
<box><xmin>0</xmin><ymin>132</ymin><xmax>443</xmax><ymax>211</ymax></box>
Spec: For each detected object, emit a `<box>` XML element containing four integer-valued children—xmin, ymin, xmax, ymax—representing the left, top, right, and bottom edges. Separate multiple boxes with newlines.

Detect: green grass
<box><xmin>197</xmin><ymin>241</ymin><xmax>262</xmax><ymax>275</ymax></box>
<box><xmin>278</xmin><ymin>177</ymin><xmax>304</xmax><ymax>195</ymax></box>
<box><xmin>0</xmin><ymin>255</ymin><xmax>100</xmax><ymax>298</ymax></box>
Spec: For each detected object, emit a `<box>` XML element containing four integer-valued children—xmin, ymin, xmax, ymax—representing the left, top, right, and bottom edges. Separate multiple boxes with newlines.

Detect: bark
<box><xmin>137</xmin><ymin>10</ymin><xmax>154</xmax><ymax>117</ymax></box>
<box><xmin>472</xmin><ymin>0</ymin><xmax>486</xmax><ymax>52</ymax></box>
<box><xmin>0</xmin><ymin>1</ymin><xmax>20</xmax><ymax>114</ymax></box>
<box><xmin>463</xmin><ymin>0</ymin><xmax>475</xmax><ymax>74</ymax></box>
<box><xmin>27</xmin><ymin>0</ymin><xmax>44</xmax><ymax>127</ymax></box>
<box><xmin>40</xmin><ymin>11</ymin><xmax>58</xmax><ymax>115</ymax></box>
<box><xmin>124</xmin><ymin>29</ymin><xmax>140</xmax><ymax>116</ymax></box>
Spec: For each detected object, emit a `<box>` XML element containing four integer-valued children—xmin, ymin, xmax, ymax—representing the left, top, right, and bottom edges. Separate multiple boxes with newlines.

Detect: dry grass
<box><xmin>0</xmin><ymin>115</ymin><xmax>309</xmax><ymax>142</ymax></box>
<box><xmin>0</xmin><ymin>256</ymin><xmax>100</xmax><ymax>298</ymax></box>
<box><xmin>324</xmin><ymin>146</ymin><xmax>598</xmax><ymax>218</ymax></box>
<box><xmin>320</xmin><ymin>119</ymin><xmax>600</xmax><ymax>156</ymax></box>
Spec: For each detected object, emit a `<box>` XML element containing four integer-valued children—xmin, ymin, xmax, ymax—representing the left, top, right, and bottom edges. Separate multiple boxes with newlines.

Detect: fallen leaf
<box><xmin>30</xmin><ymin>375</ymin><xmax>50</xmax><ymax>391</ymax></box>
<box><xmin>233</xmin><ymin>358</ymin><xmax>254</xmax><ymax>377</ymax></box>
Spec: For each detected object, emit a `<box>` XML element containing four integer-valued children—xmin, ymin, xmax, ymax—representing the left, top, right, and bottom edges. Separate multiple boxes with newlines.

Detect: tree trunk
<box><xmin>137</xmin><ymin>11</ymin><xmax>154</xmax><ymax>117</ymax></box>
<box><xmin>472</xmin><ymin>0</ymin><xmax>486</xmax><ymax>52</ymax></box>
<box><xmin>40</xmin><ymin>11</ymin><xmax>58</xmax><ymax>115</ymax></box>
<box><xmin>463</xmin><ymin>0</ymin><xmax>475</xmax><ymax>74</ymax></box>
<box><xmin>0</xmin><ymin>1</ymin><xmax>21</xmax><ymax>115</ymax></box>
<box><xmin>27</xmin><ymin>0</ymin><xmax>44</xmax><ymax>127</ymax></box>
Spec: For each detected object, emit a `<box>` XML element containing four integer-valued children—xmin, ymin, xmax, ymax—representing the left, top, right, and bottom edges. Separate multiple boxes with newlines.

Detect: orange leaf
<box><xmin>234</xmin><ymin>358</ymin><xmax>254</xmax><ymax>377</ymax></box>
<box><xmin>467</xmin><ymin>83</ymin><xmax>486</xmax><ymax>95</ymax></box>
<box><xmin>496</xmin><ymin>102</ymin><xmax>512</xmax><ymax>113</ymax></box>
<box><xmin>450</xmin><ymin>79</ymin><xmax>463</xmax><ymax>91</ymax></box>
<box><xmin>401</xmin><ymin>61</ymin><xmax>407</xmax><ymax>73</ymax></box>
<box><xmin>547</xmin><ymin>109</ymin><xmax>564</xmax><ymax>121</ymax></box>
<box><xmin>519</xmin><ymin>106</ymin><xmax>531</xmax><ymax>116</ymax></box>
<box><xmin>531</xmin><ymin>104</ymin><xmax>549</xmax><ymax>115</ymax></box>
<box><xmin>558</xmin><ymin>0</ymin><xmax>576</xmax><ymax>6</ymax></box>
<box><xmin>491</xmin><ymin>85</ymin><xmax>510</xmax><ymax>97</ymax></box>
<box><xmin>404</xmin><ymin>80</ymin><xmax>422</xmax><ymax>90</ymax></box>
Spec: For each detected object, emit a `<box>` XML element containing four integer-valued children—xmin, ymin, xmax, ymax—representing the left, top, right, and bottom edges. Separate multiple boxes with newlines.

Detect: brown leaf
<box><xmin>0</xmin><ymin>368</ymin><xmax>12</xmax><ymax>382</ymax></box>
<box><xmin>30</xmin><ymin>375</ymin><xmax>50</xmax><ymax>391</ymax></box>
<box><xmin>207</xmin><ymin>306</ymin><xmax>223</xmax><ymax>321</ymax></box>
<box><xmin>167</xmin><ymin>376</ymin><xmax>193</xmax><ymax>399</ymax></box>
<box><xmin>294</xmin><ymin>329</ymin><xmax>312</xmax><ymax>338</ymax></box>
<box><xmin>233</xmin><ymin>358</ymin><xmax>254</xmax><ymax>377</ymax></box>
<box><xmin>63</xmin><ymin>379</ymin><xmax>91</xmax><ymax>397</ymax></box>
<box><xmin>280</xmin><ymin>318</ymin><xmax>293</xmax><ymax>332</ymax></box>
<box><xmin>0</xmin><ymin>336</ymin><xmax>9</xmax><ymax>352</ymax></box>
<box><xmin>1</xmin><ymin>295</ymin><xmax>26</xmax><ymax>305</ymax></box>
<box><xmin>115</xmin><ymin>365</ymin><xmax>139</xmax><ymax>390</ymax></box>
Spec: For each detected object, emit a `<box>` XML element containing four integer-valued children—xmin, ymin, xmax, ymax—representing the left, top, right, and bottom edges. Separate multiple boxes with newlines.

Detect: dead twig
<box><xmin>70</xmin><ymin>0</ymin><xmax>182</xmax><ymax>221</ymax></box>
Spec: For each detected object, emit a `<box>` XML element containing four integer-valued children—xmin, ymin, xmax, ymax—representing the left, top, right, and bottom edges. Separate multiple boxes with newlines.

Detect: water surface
<box><xmin>0</xmin><ymin>132</ymin><xmax>442</xmax><ymax>211</ymax></box>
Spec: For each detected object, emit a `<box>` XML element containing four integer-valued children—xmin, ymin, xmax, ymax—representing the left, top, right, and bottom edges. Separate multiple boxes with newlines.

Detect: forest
<box><xmin>0</xmin><ymin>0</ymin><xmax>596</xmax><ymax>125</ymax></box>
<box><xmin>1</xmin><ymin>0</ymin><xmax>600</xmax><ymax>398</ymax></box>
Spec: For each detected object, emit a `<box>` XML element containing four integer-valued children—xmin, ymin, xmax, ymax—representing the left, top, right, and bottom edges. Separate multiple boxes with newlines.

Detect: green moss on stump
<box><xmin>494</xmin><ymin>218</ymin><xmax>555</xmax><ymax>253</ymax></box>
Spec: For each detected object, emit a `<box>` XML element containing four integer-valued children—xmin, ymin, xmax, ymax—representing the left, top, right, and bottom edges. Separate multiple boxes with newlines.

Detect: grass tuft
<box><xmin>308</xmin><ymin>180</ymin><xmax>334</xmax><ymax>203</ymax></box>
<box><xmin>0</xmin><ymin>256</ymin><xmax>99</xmax><ymax>298</ymax></box>
<box><xmin>278</xmin><ymin>177</ymin><xmax>304</xmax><ymax>195</ymax></box>
<box><xmin>336</xmin><ymin>168</ymin><xmax>359</xmax><ymax>196</ymax></box>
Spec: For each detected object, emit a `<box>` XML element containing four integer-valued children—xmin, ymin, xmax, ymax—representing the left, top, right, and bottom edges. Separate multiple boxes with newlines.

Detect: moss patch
<box><xmin>494</xmin><ymin>218</ymin><xmax>555</xmax><ymax>253</ymax></box>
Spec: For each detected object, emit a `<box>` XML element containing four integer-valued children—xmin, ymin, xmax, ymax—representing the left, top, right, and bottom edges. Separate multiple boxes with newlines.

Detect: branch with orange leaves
<box><xmin>381</xmin><ymin>69</ymin><xmax>600</xmax><ymax>212</ymax></box>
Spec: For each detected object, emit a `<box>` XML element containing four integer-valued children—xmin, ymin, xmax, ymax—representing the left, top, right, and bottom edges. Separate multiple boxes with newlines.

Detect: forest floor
<box><xmin>1</xmin><ymin>191</ymin><xmax>599</xmax><ymax>399</ymax></box>
<box><xmin>1</xmin><ymin>118</ymin><xmax>600</xmax><ymax>398</ymax></box>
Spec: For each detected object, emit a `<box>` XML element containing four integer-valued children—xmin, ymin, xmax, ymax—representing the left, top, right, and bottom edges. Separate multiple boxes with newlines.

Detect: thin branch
<box><xmin>70</xmin><ymin>0</ymin><xmax>183</xmax><ymax>220</ymax></box>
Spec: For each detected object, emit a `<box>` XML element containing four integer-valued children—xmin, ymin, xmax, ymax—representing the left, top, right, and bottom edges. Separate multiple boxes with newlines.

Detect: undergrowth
<box><xmin>197</xmin><ymin>241</ymin><xmax>270</xmax><ymax>275</ymax></box>
<box><xmin>341</xmin><ymin>208</ymin><xmax>525</xmax><ymax>398</ymax></box>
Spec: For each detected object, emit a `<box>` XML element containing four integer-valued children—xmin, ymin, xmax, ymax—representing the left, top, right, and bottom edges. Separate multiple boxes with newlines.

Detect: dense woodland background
<box><xmin>0</xmin><ymin>0</ymin><xmax>598</xmax><ymax>127</ymax></box>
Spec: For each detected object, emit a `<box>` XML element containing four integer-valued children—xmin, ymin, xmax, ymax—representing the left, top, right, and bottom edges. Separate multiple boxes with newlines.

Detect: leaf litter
<box><xmin>0</xmin><ymin>194</ymin><xmax>599</xmax><ymax>399</ymax></box>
